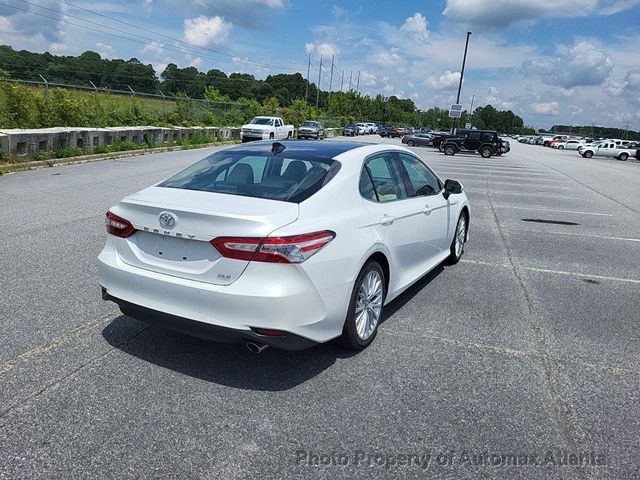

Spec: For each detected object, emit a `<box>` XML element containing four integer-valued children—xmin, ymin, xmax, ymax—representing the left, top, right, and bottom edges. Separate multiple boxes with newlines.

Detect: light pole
<box><xmin>452</xmin><ymin>31</ymin><xmax>472</xmax><ymax>132</ymax></box>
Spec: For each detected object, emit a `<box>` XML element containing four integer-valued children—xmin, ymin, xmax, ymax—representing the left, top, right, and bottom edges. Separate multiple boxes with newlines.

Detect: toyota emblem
<box><xmin>159</xmin><ymin>211</ymin><xmax>177</xmax><ymax>230</ymax></box>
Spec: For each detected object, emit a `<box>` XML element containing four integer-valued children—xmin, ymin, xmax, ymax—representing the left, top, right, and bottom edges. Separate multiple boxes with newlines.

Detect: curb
<box><xmin>0</xmin><ymin>141</ymin><xmax>239</xmax><ymax>173</ymax></box>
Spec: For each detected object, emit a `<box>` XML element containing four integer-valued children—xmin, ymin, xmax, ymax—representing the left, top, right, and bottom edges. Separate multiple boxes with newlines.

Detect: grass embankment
<box><xmin>0</xmin><ymin>134</ymin><xmax>236</xmax><ymax>174</ymax></box>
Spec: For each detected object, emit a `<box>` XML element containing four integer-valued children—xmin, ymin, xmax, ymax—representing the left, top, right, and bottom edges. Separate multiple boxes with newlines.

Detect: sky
<box><xmin>1</xmin><ymin>0</ymin><xmax>639</xmax><ymax>129</ymax></box>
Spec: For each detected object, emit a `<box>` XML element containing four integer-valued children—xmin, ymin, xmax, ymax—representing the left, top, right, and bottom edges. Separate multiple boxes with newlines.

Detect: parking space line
<box><xmin>461</xmin><ymin>180</ymin><xmax>575</xmax><ymax>189</ymax></box>
<box><xmin>436</xmin><ymin>172</ymin><xmax>560</xmax><ymax>180</ymax></box>
<box><xmin>435</xmin><ymin>166</ymin><xmax>552</xmax><ymax>175</ymax></box>
<box><xmin>380</xmin><ymin>327</ymin><xmax>636</xmax><ymax>375</ymax></box>
<box><xmin>495</xmin><ymin>206</ymin><xmax>613</xmax><ymax>216</ymax></box>
<box><xmin>539</xmin><ymin>231</ymin><xmax>640</xmax><ymax>243</ymax></box>
<box><xmin>464</xmin><ymin>189</ymin><xmax>582</xmax><ymax>200</ymax></box>
<box><xmin>460</xmin><ymin>259</ymin><xmax>640</xmax><ymax>285</ymax></box>
<box><xmin>0</xmin><ymin>310</ymin><xmax>119</xmax><ymax>375</ymax></box>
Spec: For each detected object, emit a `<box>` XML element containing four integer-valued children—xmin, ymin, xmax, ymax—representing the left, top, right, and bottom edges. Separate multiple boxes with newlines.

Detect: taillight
<box><xmin>105</xmin><ymin>211</ymin><xmax>136</xmax><ymax>238</ymax></box>
<box><xmin>210</xmin><ymin>231</ymin><xmax>335</xmax><ymax>264</ymax></box>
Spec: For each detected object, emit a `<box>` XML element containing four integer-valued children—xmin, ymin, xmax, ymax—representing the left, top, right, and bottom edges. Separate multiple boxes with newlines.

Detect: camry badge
<box><xmin>159</xmin><ymin>211</ymin><xmax>177</xmax><ymax>230</ymax></box>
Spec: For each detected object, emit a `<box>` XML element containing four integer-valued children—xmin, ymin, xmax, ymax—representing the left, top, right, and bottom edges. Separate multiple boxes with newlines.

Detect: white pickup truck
<box><xmin>240</xmin><ymin>116</ymin><xmax>294</xmax><ymax>143</ymax></box>
<box><xmin>578</xmin><ymin>141</ymin><xmax>635</xmax><ymax>161</ymax></box>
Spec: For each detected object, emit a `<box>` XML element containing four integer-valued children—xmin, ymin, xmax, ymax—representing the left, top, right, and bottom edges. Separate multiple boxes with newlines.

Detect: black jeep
<box><xmin>441</xmin><ymin>130</ymin><xmax>502</xmax><ymax>158</ymax></box>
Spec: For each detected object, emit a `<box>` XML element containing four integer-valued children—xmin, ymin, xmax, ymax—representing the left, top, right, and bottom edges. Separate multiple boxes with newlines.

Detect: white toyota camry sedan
<box><xmin>98</xmin><ymin>141</ymin><xmax>470</xmax><ymax>351</ymax></box>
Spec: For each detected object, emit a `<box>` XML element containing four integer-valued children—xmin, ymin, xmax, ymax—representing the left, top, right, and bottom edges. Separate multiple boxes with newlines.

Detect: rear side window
<box><xmin>468</xmin><ymin>131</ymin><xmax>481</xmax><ymax>140</ymax></box>
<box><xmin>362</xmin><ymin>153</ymin><xmax>407</xmax><ymax>202</ymax></box>
<box><xmin>160</xmin><ymin>151</ymin><xmax>336</xmax><ymax>203</ymax></box>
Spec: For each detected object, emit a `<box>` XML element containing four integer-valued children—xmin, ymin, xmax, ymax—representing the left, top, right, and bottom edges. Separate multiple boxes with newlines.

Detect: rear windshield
<box><xmin>159</xmin><ymin>151</ymin><xmax>338</xmax><ymax>203</ymax></box>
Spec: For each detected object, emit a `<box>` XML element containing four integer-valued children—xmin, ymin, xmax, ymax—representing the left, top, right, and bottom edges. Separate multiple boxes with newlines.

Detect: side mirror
<box><xmin>443</xmin><ymin>179</ymin><xmax>463</xmax><ymax>199</ymax></box>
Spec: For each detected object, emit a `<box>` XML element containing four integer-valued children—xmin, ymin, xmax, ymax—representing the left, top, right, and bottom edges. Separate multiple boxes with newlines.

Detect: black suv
<box><xmin>442</xmin><ymin>130</ymin><xmax>502</xmax><ymax>158</ymax></box>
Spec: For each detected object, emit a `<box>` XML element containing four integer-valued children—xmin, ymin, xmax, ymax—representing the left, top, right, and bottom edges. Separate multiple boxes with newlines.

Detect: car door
<box><xmin>396</xmin><ymin>153</ymin><xmax>450</xmax><ymax>262</ymax></box>
<box><xmin>465</xmin><ymin>131</ymin><xmax>482</xmax><ymax>151</ymax></box>
<box><xmin>359</xmin><ymin>152</ymin><xmax>429</xmax><ymax>289</ymax></box>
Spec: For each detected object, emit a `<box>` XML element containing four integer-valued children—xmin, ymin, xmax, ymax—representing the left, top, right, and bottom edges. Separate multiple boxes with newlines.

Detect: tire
<box><xmin>269</xmin><ymin>133</ymin><xmax>274</xmax><ymax>140</ymax></box>
<box><xmin>447</xmin><ymin>212</ymin><xmax>468</xmax><ymax>264</ymax></box>
<box><xmin>558</xmin><ymin>145</ymin><xmax>564</xmax><ymax>149</ymax></box>
<box><xmin>438</xmin><ymin>143</ymin><xmax>445</xmax><ymax>152</ymax></box>
<box><xmin>444</xmin><ymin>145</ymin><xmax>456</xmax><ymax>156</ymax></box>
<box><xmin>341</xmin><ymin>261</ymin><xmax>386</xmax><ymax>350</ymax></box>
<box><xmin>584</xmin><ymin>151</ymin><xmax>593</xmax><ymax>158</ymax></box>
<box><xmin>480</xmin><ymin>147</ymin><xmax>492</xmax><ymax>158</ymax></box>
<box><xmin>619</xmin><ymin>153</ymin><xmax>629</xmax><ymax>161</ymax></box>
<box><xmin>407</xmin><ymin>140</ymin><xmax>415</xmax><ymax>146</ymax></box>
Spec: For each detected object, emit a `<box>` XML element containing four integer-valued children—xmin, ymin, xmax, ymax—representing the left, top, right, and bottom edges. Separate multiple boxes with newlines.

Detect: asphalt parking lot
<box><xmin>1</xmin><ymin>137</ymin><xmax>639</xmax><ymax>479</ymax></box>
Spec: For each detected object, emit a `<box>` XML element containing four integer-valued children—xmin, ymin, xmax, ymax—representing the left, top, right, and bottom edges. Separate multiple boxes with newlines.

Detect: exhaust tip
<box><xmin>246</xmin><ymin>341</ymin><xmax>269</xmax><ymax>354</ymax></box>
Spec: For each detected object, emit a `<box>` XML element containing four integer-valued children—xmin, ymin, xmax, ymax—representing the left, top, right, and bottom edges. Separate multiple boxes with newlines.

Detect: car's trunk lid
<box><xmin>112</xmin><ymin>186</ymin><xmax>298</xmax><ymax>285</ymax></box>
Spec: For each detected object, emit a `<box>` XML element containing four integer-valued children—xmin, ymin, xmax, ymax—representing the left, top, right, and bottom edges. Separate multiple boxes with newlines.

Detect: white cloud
<box><xmin>425</xmin><ymin>70</ymin><xmax>461</xmax><ymax>90</ymax></box>
<box><xmin>359</xmin><ymin>70</ymin><xmax>377</xmax><ymax>87</ymax></box>
<box><xmin>530</xmin><ymin>101</ymin><xmax>560</xmax><ymax>115</ymax></box>
<box><xmin>189</xmin><ymin>56</ymin><xmax>203</xmax><ymax>68</ymax></box>
<box><xmin>305</xmin><ymin>42</ymin><xmax>340</xmax><ymax>58</ymax></box>
<box><xmin>606</xmin><ymin>68</ymin><xmax>640</xmax><ymax>103</ymax></box>
<box><xmin>443</xmin><ymin>0</ymin><xmax>640</xmax><ymax>27</ymax></box>
<box><xmin>172</xmin><ymin>0</ymin><xmax>286</xmax><ymax>29</ymax></box>
<box><xmin>141</xmin><ymin>41</ymin><xmax>164</xmax><ymax>56</ymax></box>
<box><xmin>368</xmin><ymin>49</ymin><xmax>407</xmax><ymax>68</ymax></box>
<box><xmin>400</xmin><ymin>12</ymin><xmax>429</xmax><ymax>43</ymax></box>
<box><xmin>523</xmin><ymin>41</ymin><xmax>614</xmax><ymax>88</ymax></box>
<box><xmin>96</xmin><ymin>42</ymin><xmax>114</xmax><ymax>59</ymax></box>
<box><xmin>183</xmin><ymin>15</ymin><xmax>232</xmax><ymax>47</ymax></box>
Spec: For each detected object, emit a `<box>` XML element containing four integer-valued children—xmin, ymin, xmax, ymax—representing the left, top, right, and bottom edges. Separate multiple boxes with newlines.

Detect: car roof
<box><xmin>225</xmin><ymin>140</ymin><xmax>370</xmax><ymax>159</ymax></box>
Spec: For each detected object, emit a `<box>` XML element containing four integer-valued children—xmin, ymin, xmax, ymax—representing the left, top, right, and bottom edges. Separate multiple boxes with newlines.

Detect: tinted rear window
<box><xmin>159</xmin><ymin>151</ymin><xmax>338</xmax><ymax>203</ymax></box>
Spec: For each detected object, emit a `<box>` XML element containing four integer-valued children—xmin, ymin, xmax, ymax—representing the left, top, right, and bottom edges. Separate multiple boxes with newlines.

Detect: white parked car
<box><xmin>99</xmin><ymin>141</ymin><xmax>470</xmax><ymax>351</ymax></box>
<box><xmin>555</xmin><ymin>140</ymin><xmax>583</xmax><ymax>150</ymax></box>
<box><xmin>355</xmin><ymin>123</ymin><xmax>369</xmax><ymax>135</ymax></box>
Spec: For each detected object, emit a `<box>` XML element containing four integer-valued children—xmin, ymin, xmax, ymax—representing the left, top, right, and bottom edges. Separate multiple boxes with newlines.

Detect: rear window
<box><xmin>159</xmin><ymin>151</ymin><xmax>338</xmax><ymax>203</ymax></box>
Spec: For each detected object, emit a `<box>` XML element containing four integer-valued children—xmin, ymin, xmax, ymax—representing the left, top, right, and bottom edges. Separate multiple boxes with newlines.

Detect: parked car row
<box><xmin>514</xmin><ymin>133</ymin><xmax>639</xmax><ymax>161</ymax></box>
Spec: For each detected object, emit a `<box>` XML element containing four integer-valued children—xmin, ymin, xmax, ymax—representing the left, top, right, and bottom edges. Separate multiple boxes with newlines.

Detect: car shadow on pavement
<box><xmin>101</xmin><ymin>263</ymin><xmax>447</xmax><ymax>392</ymax></box>
<box><xmin>101</xmin><ymin>315</ymin><xmax>358</xmax><ymax>392</ymax></box>
<box><xmin>380</xmin><ymin>263</ymin><xmax>446</xmax><ymax>323</ymax></box>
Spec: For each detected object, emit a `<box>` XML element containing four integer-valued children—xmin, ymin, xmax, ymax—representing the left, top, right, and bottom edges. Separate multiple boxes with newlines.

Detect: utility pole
<box><xmin>89</xmin><ymin>80</ymin><xmax>99</xmax><ymax>123</ymax></box>
<box><xmin>453</xmin><ymin>31</ymin><xmax>472</xmax><ymax>132</ymax></box>
<box><xmin>305</xmin><ymin>53</ymin><xmax>311</xmax><ymax>105</ymax></box>
<box><xmin>127</xmin><ymin>85</ymin><xmax>135</xmax><ymax>116</ymax></box>
<box><xmin>356</xmin><ymin>71</ymin><xmax>360</xmax><ymax>93</ymax></box>
<box><xmin>348</xmin><ymin>70</ymin><xmax>353</xmax><ymax>92</ymax></box>
<box><xmin>316</xmin><ymin>54</ymin><xmax>323</xmax><ymax>109</ymax></box>
<box><xmin>340</xmin><ymin>70</ymin><xmax>344</xmax><ymax>92</ymax></box>
<box><xmin>158</xmin><ymin>90</ymin><xmax>166</xmax><ymax>121</ymax></box>
<box><xmin>468</xmin><ymin>94</ymin><xmax>475</xmax><ymax>128</ymax></box>
<box><xmin>328</xmin><ymin>55</ymin><xmax>335</xmax><ymax>104</ymax></box>
<box><xmin>39</xmin><ymin>74</ymin><xmax>49</xmax><ymax>100</ymax></box>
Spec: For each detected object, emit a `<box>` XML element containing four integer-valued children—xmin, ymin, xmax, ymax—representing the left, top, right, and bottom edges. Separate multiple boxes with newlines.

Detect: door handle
<box><xmin>423</xmin><ymin>205</ymin><xmax>432</xmax><ymax>215</ymax></box>
<box><xmin>380</xmin><ymin>215</ymin><xmax>395</xmax><ymax>226</ymax></box>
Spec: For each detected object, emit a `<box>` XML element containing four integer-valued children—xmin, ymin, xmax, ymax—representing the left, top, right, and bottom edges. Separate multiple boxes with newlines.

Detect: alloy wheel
<box><xmin>455</xmin><ymin>215</ymin><xmax>466</xmax><ymax>258</ymax></box>
<box><xmin>354</xmin><ymin>270</ymin><xmax>383</xmax><ymax>340</ymax></box>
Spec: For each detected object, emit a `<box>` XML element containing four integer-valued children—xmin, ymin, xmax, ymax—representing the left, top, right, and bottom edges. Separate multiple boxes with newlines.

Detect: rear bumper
<box><xmin>98</xmin><ymin>240</ymin><xmax>349</xmax><ymax>348</ymax></box>
<box><xmin>102</xmin><ymin>289</ymin><xmax>317</xmax><ymax>350</ymax></box>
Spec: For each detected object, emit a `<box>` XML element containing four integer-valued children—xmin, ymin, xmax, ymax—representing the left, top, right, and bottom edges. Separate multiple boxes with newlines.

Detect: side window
<box><xmin>364</xmin><ymin>154</ymin><xmax>407</xmax><ymax>202</ymax></box>
<box><xmin>468</xmin><ymin>131</ymin><xmax>481</xmax><ymax>141</ymax></box>
<box><xmin>481</xmin><ymin>132</ymin><xmax>494</xmax><ymax>142</ymax></box>
<box><xmin>359</xmin><ymin>169</ymin><xmax>377</xmax><ymax>201</ymax></box>
<box><xmin>398</xmin><ymin>154</ymin><xmax>441</xmax><ymax>197</ymax></box>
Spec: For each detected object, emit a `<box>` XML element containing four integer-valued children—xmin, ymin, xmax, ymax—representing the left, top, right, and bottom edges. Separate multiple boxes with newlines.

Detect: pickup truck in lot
<box><xmin>578</xmin><ymin>142</ymin><xmax>635</xmax><ymax>161</ymax></box>
<box><xmin>240</xmin><ymin>116</ymin><xmax>294</xmax><ymax>142</ymax></box>
<box><xmin>297</xmin><ymin>120</ymin><xmax>324</xmax><ymax>140</ymax></box>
